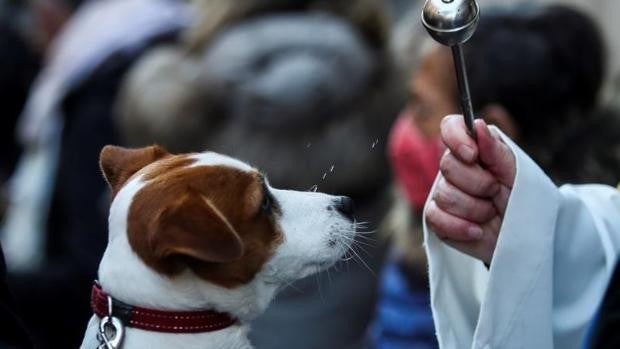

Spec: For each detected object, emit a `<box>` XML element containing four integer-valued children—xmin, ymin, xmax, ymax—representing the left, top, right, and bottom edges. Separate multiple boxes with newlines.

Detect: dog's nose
<box><xmin>334</xmin><ymin>196</ymin><xmax>355</xmax><ymax>220</ymax></box>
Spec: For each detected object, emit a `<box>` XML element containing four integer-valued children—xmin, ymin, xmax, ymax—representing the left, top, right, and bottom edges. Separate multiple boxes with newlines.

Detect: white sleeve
<box><xmin>423</xmin><ymin>127</ymin><xmax>620</xmax><ymax>349</ymax></box>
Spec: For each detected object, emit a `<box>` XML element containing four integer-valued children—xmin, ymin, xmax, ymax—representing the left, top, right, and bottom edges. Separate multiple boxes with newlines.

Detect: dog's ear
<box><xmin>100</xmin><ymin>145</ymin><xmax>169</xmax><ymax>193</ymax></box>
<box><xmin>150</xmin><ymin>191</ymin><xmax>244</xmax><ymax>264</ymax></box>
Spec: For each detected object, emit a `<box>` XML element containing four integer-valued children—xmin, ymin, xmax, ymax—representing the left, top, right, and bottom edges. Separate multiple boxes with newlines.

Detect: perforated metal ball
<box><xmin>421</xmin><ymin>0</ymin><xmax>480</xmax><ymax>46</ymax></box>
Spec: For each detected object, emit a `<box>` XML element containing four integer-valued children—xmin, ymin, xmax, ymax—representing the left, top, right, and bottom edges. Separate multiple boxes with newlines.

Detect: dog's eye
<box><xmin>261</xmin><ymin>192</ymin><xmax>272</xmax><ymax>212</ymax></box>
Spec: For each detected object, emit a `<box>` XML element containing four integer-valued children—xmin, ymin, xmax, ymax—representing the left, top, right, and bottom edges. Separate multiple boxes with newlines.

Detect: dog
<box><xmin>80</xmin><ymin>145</ymin><xmax>356</xmax><ymax>349</ymax></box>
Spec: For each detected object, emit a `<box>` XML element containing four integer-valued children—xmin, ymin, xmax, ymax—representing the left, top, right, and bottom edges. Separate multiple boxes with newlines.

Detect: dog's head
<box><xmin>99</xmin><ymin>145</ymin><xmax>356</xmax><ymax>314</ymax></box>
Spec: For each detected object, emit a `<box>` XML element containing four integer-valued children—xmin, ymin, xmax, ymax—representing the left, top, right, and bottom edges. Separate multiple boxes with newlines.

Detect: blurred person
<box><xmin>371</xmin><ymin>5</ymin><xmax>618</xmax><ymax>349</ymax></box>
<box><xmin>116</xmin><ymin>1</ymin><xmax>405</xmax><ymax>348</ymax></box>
<box><xmin>185</xmin><ymin>0</ymin><xmax>389</xmax><ymax>52</ymax></box>
<box><xmin>424</xmin><ymin>114</ymin><xmax>620</xmax><ymax>349</ymax></box>
<box><xmin>396</xmin><ymin>4</ymin><xmax>609</xmax><ymax>187</ymax></box>
<box><xmin>0</xmin><ymin>244</ymin><xmax>32</xmax><ymax>348</ymax></box>
<box><xmin>1</xmin><ymin>0</ymin><xmax>190</xmax><ymax>347</ymax></box>
<box><xmin>0</xmin><ymin>7</ymin><xmax>41</xmax><ymax>221</ymax></box>
<box><xmin>0</xmin><ymin>4</ymin><xmax>40</xmax><ymax>347</ymax></box>
<box><xmin>27</xmin><ymin>0</ymin><xmax>83</xmax><ymax>52</ymax></box>
<box><xmin>486</xmin><ymin>0</ymin><xmax>620</xmax><ymax>83</ymax></box>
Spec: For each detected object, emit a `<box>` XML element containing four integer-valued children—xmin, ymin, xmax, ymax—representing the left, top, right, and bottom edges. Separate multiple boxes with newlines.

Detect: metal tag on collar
<box><xmin>97</xmin><ymin>295</ymin><xmax>125</xmax><ymax>349</ymax></box>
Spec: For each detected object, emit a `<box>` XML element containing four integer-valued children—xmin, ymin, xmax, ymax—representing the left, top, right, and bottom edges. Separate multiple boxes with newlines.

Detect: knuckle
<box><xmin>435</xmin><ymin>186</ymin><xmax>456</xmax><ymax>210</ymax></box>
<box><xmin>474</xmin><ymin>201</ymin><xmax>496</xmax><ymax>222</ymax></box>
<box><xmin>476</xmin><ymin>177</ymin><xmax>498</xmax><ymax>196</ymax></box>
<box><xmin>484</xmin><ymin>201</ymin><xmax>497</xmax><ymax>215</ymax></box>
<box><xmin>479</xmin><ymin>203</ymin><xmax>494</xmax><ymax>219</ymax></box>
<box><xmin>427</xmin><ymin>221</ymin><xmax>444</xmax><ymax>239</ymax></box>
<box><xmin>439</xmin><ymin>152</ymin><xmax>453</xmax><ymax>176</ymax></box>
<box><xmin>425</xmin><ymin>201</ymin><xmax>439</xmax><ymax>221</ymax></box>
<box><xmin>425</xmin><ymin>203</ymin><xmax>444</xmax><ymax>235</ymax></box>
<box><xmin>427</xmin><ymin>224</ymin><xmax>444</xmax><ymax>240</ymax></box>
<box><xmin>434</xmin><ymin>227</ymin><xmax>450</xmax><ymax>240</ymax></box>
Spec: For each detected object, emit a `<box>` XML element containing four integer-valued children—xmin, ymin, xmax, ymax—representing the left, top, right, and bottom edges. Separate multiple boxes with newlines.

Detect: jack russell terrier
<box><xmin>81</xmin><ymin>145</ymin><xmax>357</xmax><ymax>349</ymax></box>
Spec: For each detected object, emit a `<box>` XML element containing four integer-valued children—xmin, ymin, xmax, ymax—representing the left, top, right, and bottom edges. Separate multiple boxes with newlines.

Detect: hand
<box><xmin>425</xmin><ymin>115</ymin><xmax>516</xmax><ymax>264</ymax></box>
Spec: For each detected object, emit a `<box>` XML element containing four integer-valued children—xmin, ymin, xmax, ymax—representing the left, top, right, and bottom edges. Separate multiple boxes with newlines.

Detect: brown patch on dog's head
<box><xmin>114</xmin><ymin>149</ymin><xmax>283</xmax><ymax>288</ymax></box>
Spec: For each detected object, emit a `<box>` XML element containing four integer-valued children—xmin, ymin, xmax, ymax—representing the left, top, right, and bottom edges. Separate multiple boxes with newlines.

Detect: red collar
<box><xmin>91</xmin><ymin>282</ymin><xmax>237</xmax><ymax>334</ymax></box>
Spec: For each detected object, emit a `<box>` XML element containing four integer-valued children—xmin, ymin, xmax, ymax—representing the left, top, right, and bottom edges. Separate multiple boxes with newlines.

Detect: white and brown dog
<box><xmin>80</xmin><ymin>145</ymin><xmax>356</xmax><ymax>349</ymax></box>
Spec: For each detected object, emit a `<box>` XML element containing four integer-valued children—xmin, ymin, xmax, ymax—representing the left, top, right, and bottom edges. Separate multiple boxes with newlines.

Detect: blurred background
<box><xmin>0</xmin><ymin>0</ymin><xmax>619</xmax><ymax>348</ymax></box>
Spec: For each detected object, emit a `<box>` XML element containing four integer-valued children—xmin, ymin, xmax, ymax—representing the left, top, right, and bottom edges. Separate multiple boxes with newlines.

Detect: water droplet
<box><xmin>371</xmin><ymin>138</ymin><xmax>380</xmax><ymax>149</ymax></box>
<box><xmin>309</xmin><ymin>185</ymin><xmax>318</xmax><ymax>192</ymax></box>
<box><xmin>329</xmin><ymin>165</ymin><xmax>335</xmax><ymax>173</ymax></box>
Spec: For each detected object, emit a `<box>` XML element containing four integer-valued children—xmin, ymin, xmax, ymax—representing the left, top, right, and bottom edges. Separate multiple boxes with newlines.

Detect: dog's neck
<box><xmin>97</xmin><ymin>236</ymin><xmax>278</xmax><ymax>321</ymax></box>
<box><xmin>91</xmin><ymin>257</ymin><xmax>263</xmax><ymax>349</ymax></box>
<box><xmin>93</xmin><ymin>242</ymin><xmax>273</xmax><ymax>349</ymax></box>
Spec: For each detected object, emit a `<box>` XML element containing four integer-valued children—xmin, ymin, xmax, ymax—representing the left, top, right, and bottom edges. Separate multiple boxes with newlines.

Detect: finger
<box><xmin>443</xmin><ymin>216</ymin><xmax>502</xmax><ymax>264</ymax></box>
<box><xmin>485</xmin><ymin>215</ymin><xmax>503</xmax><ymax>235</ymax></box>
<box><xmin>426</xmin><ymin>200</ymin><xmax>483</xmax><ymax>241</ymax></box>
<box><xmin>433</xmin><ymin>177</ymin><xmax>497</xmax><ymax>223</ymax></box>
<box><xmin>493</xmin><ymin>184</ymin><xmax>511</xmax><ymax>217</ymax></box>
<box><xmin>440</xmin><ymin>115</ymin><xmax>478</xmax><ymax>164</ymax></box>
<box><xmin>439</xmin><ymin>151</ymin><xmax>499</xmax><ymax>197</ymax></box>
<box><xmin>475</xmin><ymin>119</ymin><xmax>516</xmax><ymax>187</ymax></box>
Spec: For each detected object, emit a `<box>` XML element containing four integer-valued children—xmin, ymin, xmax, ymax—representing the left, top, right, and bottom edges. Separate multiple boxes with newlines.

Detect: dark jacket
<box><xmin>0</xmin><ymin>244</ymin><xmax>33</xmax><ymax>349</ymax></box>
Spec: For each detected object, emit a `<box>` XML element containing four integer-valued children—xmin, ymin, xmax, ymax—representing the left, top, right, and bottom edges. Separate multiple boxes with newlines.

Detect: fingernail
<box><xmin>459</xmin><ymin>145</ymin><xmax>475</xmax><ymax>162</ymax></box>
<box><xmin>468</xmin><ymin>227</ymin><xmax>483</xmax><ymax>239</ymax></box>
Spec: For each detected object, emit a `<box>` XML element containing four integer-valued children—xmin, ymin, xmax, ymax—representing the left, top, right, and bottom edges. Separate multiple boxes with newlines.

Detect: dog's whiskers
<box><xmin>348</xmin><ymin>243</ymin><xmax>375</xmax><ymax>276</ymax></box>
<box><xmin>265</xmin><ymin>272</ymin><xmax>304</xmax><ymax>293</ymax></box>
<box><xmin>354</xmin><ymin>242</ymin><xmax>373</xmax><ymax>258</ymax></box>
<box><xmin>315</xmin><ymin>272</ymin><xmax>326</xmax><ymax>303</ymax></box>
<box><xmin>352</xmin><ymin>238</ymin><xmax>373</xmax><ymax>248</ymax></box>
<box><xmin>355</xmin><ymin>230</ymin><xmax>376</xmax><ymax>235</ymax></box>
<box><xmin>326</xmin><ymin>265</ymin><xmax>334</xmax><ymax>287</ymax></box>
<box><xmin>281</xmin><ymin>279</ymin><xmax>304</xmax><ymax>293</ymax></box>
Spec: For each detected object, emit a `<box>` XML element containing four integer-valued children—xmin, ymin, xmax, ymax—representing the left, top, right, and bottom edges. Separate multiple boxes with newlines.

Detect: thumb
<box><xmin>475</xmin><ymin>119</ymin><xmax>516</xmax><ymax>188</ymax></box>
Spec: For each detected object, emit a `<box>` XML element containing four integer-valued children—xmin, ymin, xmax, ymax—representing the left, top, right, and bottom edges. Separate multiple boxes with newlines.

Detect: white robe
<box><xmin>424</xmin><ymin>129</ymin><xmax>620</xmax><ymax>349</ymax></box>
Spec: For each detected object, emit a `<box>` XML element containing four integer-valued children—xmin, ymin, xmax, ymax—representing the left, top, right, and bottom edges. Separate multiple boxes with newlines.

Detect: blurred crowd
<box><xmin>0</xmin><ymin>0</ymin><xmax>619</xmax><ymax>348</ymax></box>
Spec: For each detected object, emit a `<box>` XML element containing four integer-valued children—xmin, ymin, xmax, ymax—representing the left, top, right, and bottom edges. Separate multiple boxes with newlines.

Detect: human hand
<box><xmin>425</xmin><ymin>115</ymin><xmax>516</xmax><ymax>264</ymax></box>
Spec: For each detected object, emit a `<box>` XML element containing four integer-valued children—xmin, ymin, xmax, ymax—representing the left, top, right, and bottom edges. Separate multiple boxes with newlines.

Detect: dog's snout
<box><xmin>334</xmin><ymin>196</ymin><xmax>355</xmax><ymax>220</ymax></box>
